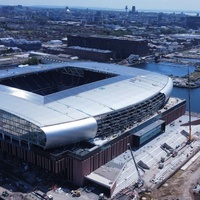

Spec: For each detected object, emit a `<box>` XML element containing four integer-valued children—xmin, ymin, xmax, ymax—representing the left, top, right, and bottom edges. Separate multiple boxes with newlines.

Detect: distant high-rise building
<box><xmin>17</xmin><ymin>5</ymin><xmax>23</xmax><ymax>9</ymax></box>
<box><xmin>186</xmin><ymin>16</ymin><xmax>200</xmax><ymax>29</ymax></box>
<box><xmin>158</xmin><ymin>13</ymin><xmax>163</xmax><ymax>21</ymax></box>
<box><xmin>46</xmin><ymin>11</ymin><xmax>50</xmax><ymax>18</ymax></box>
<box><xmin>132</xmin><ymin>6</ymin><xmax>136</xmax><ymax>12</ymax></box>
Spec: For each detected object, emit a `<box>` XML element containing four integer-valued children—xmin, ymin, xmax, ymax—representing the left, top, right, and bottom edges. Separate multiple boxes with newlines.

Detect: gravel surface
<box><xmin>152</xmin><ymin>151</ymin><xmax>200</xmax><ymax>200</ymax></box>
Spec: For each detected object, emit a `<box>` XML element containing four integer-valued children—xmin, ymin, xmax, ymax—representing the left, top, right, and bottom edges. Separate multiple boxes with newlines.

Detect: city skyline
<box><xmin>0</xmin><ymin>0</ymin><xmax>200</xmax><ymax>12</ymax></box>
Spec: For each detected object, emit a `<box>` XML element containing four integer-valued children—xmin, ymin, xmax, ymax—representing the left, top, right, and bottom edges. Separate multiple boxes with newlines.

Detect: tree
<box><xmin>24</xmin><ymin>57</ymin><xmax>39</xmax><ymax>65</ymax></box>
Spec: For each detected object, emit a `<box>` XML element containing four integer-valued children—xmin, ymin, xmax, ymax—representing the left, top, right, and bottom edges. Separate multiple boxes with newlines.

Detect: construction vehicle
<box><xmin>71</xmin><ymin>190</ymin><xmax>81</xmax><ymax>197</ymax></box>
<box><xmin>2</xmin><ymin>191</ymin><xmax>9</xmax><ymax>197</ymax></box>
<box><xmin>99</xmin><ymin>193</ymin><xmax>105</xmax><ymax>200</ymax></box>
<box><xmin>193</xmin><ymin>183</ymin><xmax>200</xmax><ymax>195</ymax></box>
<box><xmin>128</xmin><ymin>143</ymin><xmax>144</xmax><ymax>188</ymax></box>
<box><xmin>187</xmin><ymin>65</ymin><xmax>193</xmax><ymax>144</ymax></box>
<box><xmin>172</xmin><ymin>150</ymin><xmax>178</xmax><ymax>157</ymax></box>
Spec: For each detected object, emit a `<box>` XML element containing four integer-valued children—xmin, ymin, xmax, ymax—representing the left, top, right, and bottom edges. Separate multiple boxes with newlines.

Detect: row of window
<box><xmin>0</xmin><ymin>109</ymin><xmax>46</xmax><ymax>147</ymax></box>
<box><xmin>96</xmin><ymin>93</ymin><xmax>165</xmax><ymax>137</ymax></box>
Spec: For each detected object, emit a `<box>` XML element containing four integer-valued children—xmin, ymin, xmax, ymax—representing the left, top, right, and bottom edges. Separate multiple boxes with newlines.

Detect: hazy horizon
<box><xmin>0</xmin><ymin>0</ymin><xmax>200</xmax><ymax>13</ymax></box>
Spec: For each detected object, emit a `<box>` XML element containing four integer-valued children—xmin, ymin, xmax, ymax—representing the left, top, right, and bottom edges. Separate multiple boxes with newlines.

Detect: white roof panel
<box><xmin>0</xmin><ymin>62</ymin><xmax>172</xmax><ymax>127</ymax></box>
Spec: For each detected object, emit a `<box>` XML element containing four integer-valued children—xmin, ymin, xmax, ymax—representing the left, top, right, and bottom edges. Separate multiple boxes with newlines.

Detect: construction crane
<box><xmin>127</xmin><ymin>143</ymin><xmax>144</xmax><ymax>188</ymax></box>
<box><xmin>187</xmin><ymin>66</ymin><xmax>192</xmax><ymax>143</ymax></box>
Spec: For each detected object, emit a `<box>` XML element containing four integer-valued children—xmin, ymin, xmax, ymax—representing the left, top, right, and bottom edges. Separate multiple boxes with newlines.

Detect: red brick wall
<box><xmin>0</xmin><ymin>102</ymin><xmax>185</xmax><ymax>186</ymax></box>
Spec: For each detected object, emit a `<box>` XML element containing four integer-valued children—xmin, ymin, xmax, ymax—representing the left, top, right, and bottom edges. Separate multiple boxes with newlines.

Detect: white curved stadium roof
<box><xmin>0</xmin><ymin>61</ymin><xmax>172</xmax><ymax>128</ymax></box>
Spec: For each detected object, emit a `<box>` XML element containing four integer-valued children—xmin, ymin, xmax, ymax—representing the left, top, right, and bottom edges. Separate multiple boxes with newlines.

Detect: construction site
<box><xmin>0</xmin><ymin>62</ymin><xmax>199</xmax><ymax>199</ymax></box>
<box><xmin>108</xmin><ymin>112</ymin><xmax>200</xmax><ymax>200</ymax></box>
<box><xmin>0</xmin><ymin>112</ymin><xmax>200</xmax><ymax>200</ymax></box>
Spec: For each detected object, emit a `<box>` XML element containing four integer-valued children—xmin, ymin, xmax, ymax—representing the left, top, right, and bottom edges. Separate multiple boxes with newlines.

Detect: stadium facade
<box><xmin>0</xmin><ymin>62</ymin><xmax>186</xmax><ymax>187</ymax></box>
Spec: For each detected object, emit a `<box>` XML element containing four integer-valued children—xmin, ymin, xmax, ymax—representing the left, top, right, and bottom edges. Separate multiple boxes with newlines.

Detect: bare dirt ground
<box><xmin>151</xmin><ymin>153</ymin><xmax>200</xmax><ymax>200</ymax></box>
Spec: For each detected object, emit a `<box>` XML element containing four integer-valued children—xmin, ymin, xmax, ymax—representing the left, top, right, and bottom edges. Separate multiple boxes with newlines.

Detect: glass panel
<box><xmin>0</xmin><ymin>109</ymin><xmax>46</xmax><ymax>147</ymax></box>
<box><xmin>96</xmin><ymin>92</ymin><xmax>165</xmax><ymax>137</ymax></box>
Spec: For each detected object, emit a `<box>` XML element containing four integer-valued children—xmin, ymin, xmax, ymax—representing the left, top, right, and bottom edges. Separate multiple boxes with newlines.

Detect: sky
<box><xmin>0</xmin><ymin>0</ymin><xmax>200</xmax><ymax>12</ymax></box>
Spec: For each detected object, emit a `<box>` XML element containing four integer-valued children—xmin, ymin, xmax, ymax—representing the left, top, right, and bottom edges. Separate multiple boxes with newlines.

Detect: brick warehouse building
<box><xmin>0</xmin><ymin>61</ymin><xmax>185</xmax><ymax>187</ymax></box>
<box><xmin>67</xmin><ymin>34</ymin><xmax>149</xmax><ymax>59</ymax></box>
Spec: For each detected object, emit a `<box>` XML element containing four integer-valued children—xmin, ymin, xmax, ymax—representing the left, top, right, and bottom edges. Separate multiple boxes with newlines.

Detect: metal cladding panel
<box><xmin>0</xmin><ymin>91</ymin><xmax>76</xmax><ymax>127</ymax></box>
<box><xmin>57</xmin><ymin>96</ymin><xmax>113</xmax><ymax>116</ymax></box>
<box><xmin>78</xmin><ymin>74</ymin><xmax>168</xmax><ymax>111</ymax></box>
<box><xmin>41</xmin><ymin>117</ymin><xmax>97</xmax><ymax>149</ymax></box>
<box><xmin>0</xmin><ymin>85</ymin><xmax>43</xmax><ymax>105</ymax></box>
<box><xmin>0</xmin><ymin>62</ymin><xmax>173</xmax><ymax>128</ymax></box>
<box><xmin>160</xmin><ymin>77</ymin><xmax>173</xmax><ymax>102</ymax></box>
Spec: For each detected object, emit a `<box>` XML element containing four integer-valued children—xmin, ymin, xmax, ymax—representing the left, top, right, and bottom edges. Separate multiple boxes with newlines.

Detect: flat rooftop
<box><xmin>86</xmin><ymin>111</ymin><xmax>200</xmax><ymax>197</ymax></box>
<box><xmin>86</xmin><ymin>161</ymin><xmax>125</xmax><ymax>188</ymax></box>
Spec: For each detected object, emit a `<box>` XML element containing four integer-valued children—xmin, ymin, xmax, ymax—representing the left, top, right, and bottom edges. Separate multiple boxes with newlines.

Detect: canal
<box><xmin>134</xmin><ymin>62</ymin><xmax>200</xmax><ymax>113</ymax></box>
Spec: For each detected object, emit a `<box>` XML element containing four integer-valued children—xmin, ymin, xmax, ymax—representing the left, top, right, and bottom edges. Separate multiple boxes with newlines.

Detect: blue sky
<box><xmin>0</xmin><ymin>0</ymin><xmax>200</xmax><ymax>12</ymax></box>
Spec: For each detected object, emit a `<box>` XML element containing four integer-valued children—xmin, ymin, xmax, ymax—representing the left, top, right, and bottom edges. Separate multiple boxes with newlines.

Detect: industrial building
<box><xmin>0</xmin><ymin>37</ymin><xmax>41</xmax><ymax>51</ymax></box>
<box><xmin>67</xmin><ymin>35</ymin><xmax>149</xmax><ymax>59</ymax></box>
<box><xmin>186</xmin><ymin>16</ymin><xmax>200</xmax><ymax>29</ymax></box>
<box><xmin>0</xmin><ymin>62</ymin><xmax>185</xmax><ymax>189</ymax></box>
<box><xmin>65</xmin><ymin>46</ymin><xmax>115</xmax><ymax>62</ymax></box>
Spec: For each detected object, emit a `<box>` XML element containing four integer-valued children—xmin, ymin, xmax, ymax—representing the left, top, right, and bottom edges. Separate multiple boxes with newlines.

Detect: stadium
<box><xmin>0</xmin><ymin>61</ymin><xmax>186</xmax><ymax>188</ymax></box>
